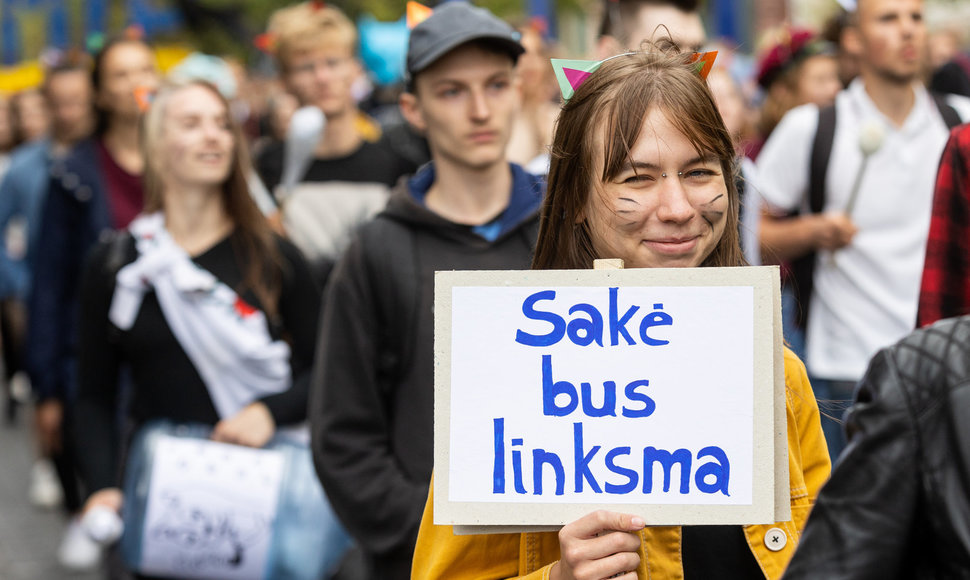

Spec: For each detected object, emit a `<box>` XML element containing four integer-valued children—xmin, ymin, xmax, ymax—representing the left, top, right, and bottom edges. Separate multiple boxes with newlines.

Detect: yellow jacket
<box><xmin>412</xmin><ymin>348</ymin><xmax>831</xmax><ymax>579</ymax></box>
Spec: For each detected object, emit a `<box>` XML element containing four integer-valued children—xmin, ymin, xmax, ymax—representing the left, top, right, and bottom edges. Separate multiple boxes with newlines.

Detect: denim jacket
<box><xmin>27</xmin><ymin>138</ymin><xmax>112</xmax><ymax>401</ymax></box>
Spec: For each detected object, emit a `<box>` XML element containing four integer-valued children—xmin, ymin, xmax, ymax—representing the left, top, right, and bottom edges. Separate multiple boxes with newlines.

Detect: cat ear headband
<box><xmin>551</xmin><ymin>50</ymin><xmax>718</xmax><ymax>101</ymax></box>
<box><xmin>407</xmin><ymin>1</ymin><xmax>434</xmax><ymax>29</ymax></box>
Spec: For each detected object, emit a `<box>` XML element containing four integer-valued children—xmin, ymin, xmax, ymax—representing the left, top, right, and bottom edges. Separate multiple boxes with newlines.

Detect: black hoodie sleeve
<box><xmin>309</xmin><ymin>230</ymin><xmax>427</xmax><ymax>560</ymax></box>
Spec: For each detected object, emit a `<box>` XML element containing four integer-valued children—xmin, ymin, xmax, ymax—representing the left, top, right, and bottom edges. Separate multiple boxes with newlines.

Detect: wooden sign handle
<box><xmin>593</xmin><ymin>259</ymin><xmax>625</xmax><ymax>270</ymax></box>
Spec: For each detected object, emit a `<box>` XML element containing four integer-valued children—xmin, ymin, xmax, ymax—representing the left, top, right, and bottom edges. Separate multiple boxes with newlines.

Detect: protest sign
<box><xmin>433</xmin><ymin>266</ymin><xmax>785</xmax><ymax>532</ymax></box>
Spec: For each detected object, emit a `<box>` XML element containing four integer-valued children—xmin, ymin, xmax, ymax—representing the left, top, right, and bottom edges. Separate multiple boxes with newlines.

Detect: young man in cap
<box><xmin>309</xmin><ymin>3</ymin><xmax>542</xmax><ymax>577</ymax></box>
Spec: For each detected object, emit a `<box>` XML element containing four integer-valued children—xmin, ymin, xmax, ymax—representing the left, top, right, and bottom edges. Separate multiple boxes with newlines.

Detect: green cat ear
<box><xmin>551</xmin><ymin>58</ymin><xmax>606</xmax><ymax>101</ymax></box>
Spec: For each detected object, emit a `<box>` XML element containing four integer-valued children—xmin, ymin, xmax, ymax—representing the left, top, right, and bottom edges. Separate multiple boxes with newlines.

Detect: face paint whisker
<box><xmin>618</xmin><ymin>197</ymin><xmax>640</xmax><ymax>205</ymax></box>
<box><xmin>702</xmin><ymin>193</ymin><xmax>724</xmax><ymax>207</ymax></box>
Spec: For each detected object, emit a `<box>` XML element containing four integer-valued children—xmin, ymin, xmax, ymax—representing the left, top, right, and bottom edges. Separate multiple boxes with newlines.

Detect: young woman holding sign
<box><xmin>411</xmin><ymin>43</ymin><xmax>831</xmax><ymax>580</ymax></box>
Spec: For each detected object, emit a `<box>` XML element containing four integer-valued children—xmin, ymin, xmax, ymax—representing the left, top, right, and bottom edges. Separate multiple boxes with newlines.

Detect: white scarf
<box><xmin>109</xmin><ymin>212</ymin><xmax>292</xmax><ymax>421</ymax></box>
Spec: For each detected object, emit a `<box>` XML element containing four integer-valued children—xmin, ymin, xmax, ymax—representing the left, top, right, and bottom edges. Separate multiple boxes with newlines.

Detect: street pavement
<box><xmin>0</xmin><ymin>398</ymin><xmax>101</xmax><ymax>580</ymax></box>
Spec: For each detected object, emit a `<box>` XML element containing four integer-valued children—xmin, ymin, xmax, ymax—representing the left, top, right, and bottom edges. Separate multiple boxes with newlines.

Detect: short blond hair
<box><xmin>268</xmin><ymin>3</ymin><xmax>357</xmax><ymax>72</ymax></box>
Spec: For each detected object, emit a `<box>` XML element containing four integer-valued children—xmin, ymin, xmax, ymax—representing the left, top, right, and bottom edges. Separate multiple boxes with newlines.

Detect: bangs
<box><xmin>599</xmin><ymin>67</ymin><xmax>729</xmax><ymax>184</ymax></box>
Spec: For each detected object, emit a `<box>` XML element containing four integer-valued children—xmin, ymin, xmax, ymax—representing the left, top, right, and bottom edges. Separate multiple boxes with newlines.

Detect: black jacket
<box><xmin>309</xmin><ymin>163</ymin><xmax>543</xmax><ymax>579</ymax></box>
<box><xmin>784</xmin><ymin>316</ymin><xmax>970</xmax><ymax>579</ymax></box>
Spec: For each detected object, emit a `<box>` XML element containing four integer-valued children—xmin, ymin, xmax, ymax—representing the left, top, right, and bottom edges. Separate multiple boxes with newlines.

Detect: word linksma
<box><xmin>515</xmin><ymin>288</ymin><xmax>673</xmax><ymax>348</ymax></box>
<box><xmin>492</xmin><ymin>419</ymin><xmax>730</xmax><ymax>496</ymax></box>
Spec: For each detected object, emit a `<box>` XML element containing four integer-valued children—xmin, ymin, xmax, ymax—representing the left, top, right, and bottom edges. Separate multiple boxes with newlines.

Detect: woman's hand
<box><xmin>82</xmin><ymin>487</ymin><xmax>123</xmax><ymax>515</ymax></box>
<box><xmin>211</xmin><ymin>402</ymin><xmax>276</xmax><ymax>448</ymax></box>
<box><xmin>550</xmin><ymin>510</ymin><xmax>645</xmax><ymax>580</ymax></box>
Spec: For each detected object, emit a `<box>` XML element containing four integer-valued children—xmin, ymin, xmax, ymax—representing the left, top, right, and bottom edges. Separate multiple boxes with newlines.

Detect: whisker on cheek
<box><xmin>700</xmin><ymin>192</ymin><xmax>726</xmax><ymax>230</ymax></box>
<box><xmin>701</xmin><ymin>193</ymin><xmax>724</xmax><ymax>207</ymax></box>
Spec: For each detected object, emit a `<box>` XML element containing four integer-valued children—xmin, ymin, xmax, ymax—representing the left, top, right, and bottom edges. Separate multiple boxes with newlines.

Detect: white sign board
<box><xmin>434</xmin><ymin>266</ymin><xmax>786</xmax><ymax>531</ymax></box>
<box><xmin>140</xmin><ymin>436</ymin><xmax>285</xmax><ymax>579</ymax></box>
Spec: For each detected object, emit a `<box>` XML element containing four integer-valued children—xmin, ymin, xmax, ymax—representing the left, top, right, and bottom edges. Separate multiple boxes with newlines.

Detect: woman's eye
<box><xmin>685</xmin><ymin>168</ymin><xmax>717</xmax><ymax>180</ymax></box>
<box><xmin>622</xmin><ymin>174</ymin><xmax>653</xmax><ymax>184</ymax></box>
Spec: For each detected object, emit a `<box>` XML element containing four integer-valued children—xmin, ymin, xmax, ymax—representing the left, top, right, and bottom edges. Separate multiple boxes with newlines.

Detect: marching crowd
<box><xmin>1</xmin><ymin>0</ymin><xmax>970</xmax><ymax>578</ymax></box>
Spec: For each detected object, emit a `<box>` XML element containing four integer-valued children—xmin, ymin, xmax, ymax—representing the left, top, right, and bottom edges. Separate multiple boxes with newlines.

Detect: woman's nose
<box><xmin>655</xmin><ymin>177</ymin><xmax>695</xmax><ymax>223</ymax></box>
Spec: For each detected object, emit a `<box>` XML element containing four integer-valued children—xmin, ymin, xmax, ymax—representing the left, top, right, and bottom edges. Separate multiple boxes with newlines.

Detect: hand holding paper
<box><xmin>552</xmin><ymin>510</ymin><xmax>644</xmax><ymax>580</ymax></box>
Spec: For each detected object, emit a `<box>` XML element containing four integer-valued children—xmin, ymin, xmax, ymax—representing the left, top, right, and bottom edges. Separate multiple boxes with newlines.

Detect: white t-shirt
<box><xmin>757</xmin><ymin>79</ymin><xmax>970</xmax><ymax>380</ymax></box>
<box><xmin>739</xmin><ymin>157</ymin><xmax>763</xmax><ymax>267</ymax></box>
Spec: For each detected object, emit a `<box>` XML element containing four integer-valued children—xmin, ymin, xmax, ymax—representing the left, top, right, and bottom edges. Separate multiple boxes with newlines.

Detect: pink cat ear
<box><xmin>551</xmin><ymin>58</ymin><xmax>605</xmax><ymax>101</ymax></box>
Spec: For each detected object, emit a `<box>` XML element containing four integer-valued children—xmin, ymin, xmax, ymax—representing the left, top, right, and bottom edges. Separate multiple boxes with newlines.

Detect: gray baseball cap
<box><xmin>406</xmin><ymin>2</ymin><xmax>524</xmax><ymax>80</ymax></box>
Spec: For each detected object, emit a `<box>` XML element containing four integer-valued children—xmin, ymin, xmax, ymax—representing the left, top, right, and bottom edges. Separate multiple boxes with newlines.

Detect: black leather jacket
<box><xmin>783</xmin><ymin>316</ymin><xmax>970</xmax><ymax>579</ymax></box>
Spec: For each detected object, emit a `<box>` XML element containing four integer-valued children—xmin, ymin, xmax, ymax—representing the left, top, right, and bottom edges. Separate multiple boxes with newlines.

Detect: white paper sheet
<box><xmin>139</xmin><ymin>436</ymin><xmax>285</xmax><ymax>580</ymax></box>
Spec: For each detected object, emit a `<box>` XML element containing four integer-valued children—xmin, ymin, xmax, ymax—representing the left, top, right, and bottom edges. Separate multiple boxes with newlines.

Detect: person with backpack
<box><xmin>308</xmin><ymin>4</ymin><xmax>543</xmax><ymax>577</ymax></box>
<box><xmin>756</xmin><ymin>0</ymin><xmax>970</xmax><ymax>461</ymax></box>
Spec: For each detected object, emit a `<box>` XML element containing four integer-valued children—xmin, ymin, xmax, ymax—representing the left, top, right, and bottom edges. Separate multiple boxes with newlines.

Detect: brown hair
<box><xmin>533</xmin><ymin>42</ymin><xmax>745</xmax><ymax>270</ymax></box>
<box><xmin>141</xmin><ymin>79</ymin><xmax>284</xmax><ymax>319</ymax></box>
<box><xmin>268</xmin><ymin>2</ymin><xmax>357</xmax><ymax>73</ymax></box>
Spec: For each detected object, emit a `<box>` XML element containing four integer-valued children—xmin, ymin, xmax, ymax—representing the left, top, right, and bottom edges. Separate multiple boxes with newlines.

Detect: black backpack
<box><xmin>789</xmin><ymin>94</ymin><xmax>963</xmax><ymax>329</ymax></box>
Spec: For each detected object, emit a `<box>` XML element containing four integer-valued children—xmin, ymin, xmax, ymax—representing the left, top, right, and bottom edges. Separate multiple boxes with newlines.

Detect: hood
<box><xmin>380</xmin><ymin>162</ymin><xmax>545</xmax><ymax>246</ymax></box>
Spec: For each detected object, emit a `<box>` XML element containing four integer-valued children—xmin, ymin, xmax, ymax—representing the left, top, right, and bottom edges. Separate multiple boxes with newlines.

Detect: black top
<box><xmin>256</xmin><ymin>139</ymin><xmax>417</xmax><ymax>195</ymax></box>
<box><xmin>74</xmin><ymin>231</ymin><xmax>320</xmax><ymax>493</ymax></box>
<box><xmin>682</xmin><ymin>525</ymin><xmax>763</xmax><ymax>578</ymax></box>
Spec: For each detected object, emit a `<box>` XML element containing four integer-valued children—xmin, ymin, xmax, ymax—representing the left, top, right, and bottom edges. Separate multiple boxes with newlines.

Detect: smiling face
<box><xmin>401</xmin><ymin>42</ymin><xmax>519</xmax><ymax>172</ymax></box>
<box><xmin>585</xmin><ymin>108</ymin><xmax>728</xmax><ymax>269</ymax></box>
<box><xmin>154</xmin><ymin>85</ymin><xmax>234</xmax><ymax>192</ymax></box>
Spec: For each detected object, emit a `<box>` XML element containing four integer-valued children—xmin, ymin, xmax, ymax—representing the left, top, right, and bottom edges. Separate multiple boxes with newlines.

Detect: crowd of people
<box><xmin>1</xmin><ymin>0</ymin><xmax>970</xmax><ymax>578</ymax></box>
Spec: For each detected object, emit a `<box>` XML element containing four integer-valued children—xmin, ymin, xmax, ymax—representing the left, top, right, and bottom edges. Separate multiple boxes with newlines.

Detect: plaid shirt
<box><xmin>918</xmin><ymin>124</ymin><xmax>970</xmax><ymax>327</ymax></box>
